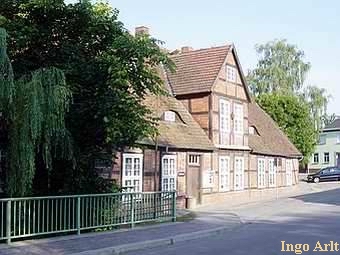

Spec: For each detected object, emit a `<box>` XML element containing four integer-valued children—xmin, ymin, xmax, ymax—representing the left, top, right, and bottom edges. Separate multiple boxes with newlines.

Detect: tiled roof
<box><xmin>324</xmin><ymin>118</ymin><xmax>340</xmax><ymax>130</ymax></box>
<box><xmin>166</xmin><ymin>45</ymin><xmax>231</xmax><ymax>95</ymax></box>
<box><xmin>139</xmin><ymin>95</ymin><xmax>214</xmax><ymax>151</ymax></box>
<box><xmin>249</xmin><ymin>102</ymin><xmax>302</xmax><ymax>158</ymax></box>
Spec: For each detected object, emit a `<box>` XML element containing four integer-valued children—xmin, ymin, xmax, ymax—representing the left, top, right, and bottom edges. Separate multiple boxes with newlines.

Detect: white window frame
<box><xmin>313</xmin><ymin>153</ymin><xmax>319</xmax><ymax>164</ymax></box>
<box><xmin>164</xmin><ymin>111</ymin><xmax>176</xmax><ymax>122</ymax></box>
<box><xmin>286</xmin><ymin>159</ymin><xmax>293</xmax><ymax>186</ymax></box>
<box><xmin>324</xmin><ymin>152</ymin><xmax>330</xmax><ymax>164</ymax></box>
<box><xmin>219</xmin><ymin>99</ymin><xmax>230</xmax><ymax>144</ymax></box>
<box><xmin>234</xmin><ymin>103</ymin><xmax>244</xmax><ymax>135</ymax></box>
<box><xmin>122</xmin><ymin>153</ymin><xmax>143</xmax><ymax>193</ymax></box>
<box><xmin>161</xmin><ymin>154</ymin><xmax>177</xmax><ymax>192</ymax></box>
<box><xmin>219</xmin><ymin>156</ymin><xmax>230</xmax><ymax>191</ymax></box>
<box><xmin>337</xmin><ymin>134</ymin><xmax>340</xmax><ymax>144</ymax></box>
<box><xmin>234</xmin><ymin>157</ymin><xmax>245</xmax><ymax>190</ymax></box>
<box><xmin>226</xmin><ymin>65</ymin><xmax>237</xmax><ymax>82</ymax></box>
<box><xmin>268</xmin><ymin>159</ymin><xmax>276</xmax><ymax>187</ymax></box>
<box><xmin>188</xmin><ymin>154</ymin><xmax>200</xmax><ymax>166</ymax></box>
<box><xmin>257</xmin><ymin>158</ymin><xmax>266</xmax><ymax>188</ymax></box>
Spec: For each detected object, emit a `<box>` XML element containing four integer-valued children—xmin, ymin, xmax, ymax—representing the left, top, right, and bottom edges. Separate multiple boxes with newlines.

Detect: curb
<box><xmin>70</xmin><ymin>224</ymin><xmax>241</xmax><ymax>255</ymax></box>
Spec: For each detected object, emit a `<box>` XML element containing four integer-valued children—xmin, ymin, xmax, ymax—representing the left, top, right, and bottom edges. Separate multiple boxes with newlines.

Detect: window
<box><xmin>188</xmin><ymin>154</ymin><xmax>200</xmax><ymax>166</ymax></box>
<box><xmin>226</xmin><ymin>65</ymin><xmax>237</xmax><ymax>82</ymax></box>
<box><xmin>249</xmin><ymin>126</ymin><xmax>259</xmax><ymax>135</ymax></box>
<box><xmin>268</xmin><ymin>159</ymin><xmax>276</xmax><ymax>187</ymax></box>
<box><xmin>313</xmin><ymin>153</ymin><xmax>319</xmax><ymax>164</ymax></box>
<box><xmin>94</xmin><ymin>158</ymin><xmax>112</xmax><ymax>179</ymax></box>
<box><xmin>286</xmin><ymin>159</ymin><xmax>293</xmax><ymax>186</ymax></box>
<box><xmin>274</xmin><ymin>158</ymin><xmax>282</xmax><ymax>167</ymax></box>
<box><xmin>257</xmin><ymin>158</ymin><xmax>266</xmax><ymax>188</ymax></box>
<box><xmin>329</xmin><ymin>168</ymin><xmax>336</xmax><ymax>174</ymax></box>
<box><xmin>249</xmin><ymin>126</ymin><xmax>255</xmax><ymax>135</ymax></box>
<box><xmin>162</xmin><ymin>155</ymin><xmax>176</xmax><ymax>191</ymax></box>
<box><xmin>164</xmin><ymin>111</ymin><xmax>176</xmax><ymax>122</ymax></box>
<box><xmin>320</xmin><ymin>168</ymin><xmax>330</xmax><ymax>175</ymax></box>
<box><xmin>219</xmin><ymin>156</ymin><xmax>230</xmax><ymax>191</ymax></box>
<box><xmin>203</xmin><ymin>170</ymin><xmax>214</xmax><ymax>188</ymax></box>
<box><xmin>234</xmin><ymin>104</ymin><xmax>244</xmax><ymax>134</ymax></box>
<box><xmin>234</xmin><ymin>157</ymin><xmax>245</xmax><ymax>190</ymax></box>
<box><xmin>318</xmin><ymin>135</ymin><xmax>326</xmax><ymax>145</ymax></box>
<box><xmin>337</xmin><ymin>134</ymin><xmax>340</xmax><ymax>144</ymax></box>
<box><xmin>219</xmin><ymin>99</ymin><xmax>230</xmax><ymax>144</ymax></box>
<box><xmin>122</xmin><ymin>154</ymin><xmax>143</xmax><ymax>192</ymax></box>
<box><xmin>324</xmin><ymin>152</ymin><xmax>330</xmax><ymax>164</ymax></box>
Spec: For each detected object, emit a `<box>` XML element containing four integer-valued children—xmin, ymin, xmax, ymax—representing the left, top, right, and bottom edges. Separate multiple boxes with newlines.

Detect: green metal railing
<box><xmin>0</xmin><ymin>191</ymin><xmax>176</xmax><ymax>243</ymax></box>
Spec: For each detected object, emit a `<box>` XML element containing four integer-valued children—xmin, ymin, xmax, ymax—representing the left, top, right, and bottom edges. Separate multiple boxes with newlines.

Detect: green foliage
<box><xmin>0</xmin><ymin>28</ymin><xmax>72</xmax><ymax>196</ymax></box>
<box><xmin>256</xmin><ymin>93</ymin><xmax>317</xmax><ymax>164</ymax></box>
<box><xmin>248</xmin><ymin>39</ymin><xmax>334</xmax><ymax>163</ymax></box>
<box><xmin>303</xmin><ymin>85</ymin><xmax>331</xmax><ymax>131</ymax></box>
<box><xmin>247</xmin><ymin>39</ymin><xmax>311</xmax><ymax>96</ymax></box>
<box><xmin>1</xmin><ymin>0</ymin><xmax>172</xmax><ymax>194</ymax></box>
<box><xmin>0</xmin><ymin>28</ymin><xmax>14</xmax><ymax>110</ymax></box>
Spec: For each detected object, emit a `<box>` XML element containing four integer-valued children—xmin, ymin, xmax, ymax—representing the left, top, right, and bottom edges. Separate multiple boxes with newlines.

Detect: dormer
<box><xmin>163</xmin><ymin>111</ymin><xmax>176</xmax><ymax>122</ymax></box>
<box><xmin>162</xmin><ymin>110</ymin><xmax>186</xmax><ymax>124</ymax></box>
<box><xmin>249</xmin><ymin>125</ymin><xmax>260</xmax><ymax>136</ymax></box>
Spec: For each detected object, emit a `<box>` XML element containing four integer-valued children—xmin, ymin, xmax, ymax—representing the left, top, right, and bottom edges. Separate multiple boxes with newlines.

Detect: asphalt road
<box><xmin>126</xmin><ymin>187</ymin><xmax>340</xmax><ymax>255</ymax></box>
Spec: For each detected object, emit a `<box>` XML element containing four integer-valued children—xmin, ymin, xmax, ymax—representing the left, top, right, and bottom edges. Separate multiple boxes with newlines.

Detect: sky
<box><xmin>89</xmin><ymin>1</ymin><xmax>340</xmax><ymax>114</ymax></box>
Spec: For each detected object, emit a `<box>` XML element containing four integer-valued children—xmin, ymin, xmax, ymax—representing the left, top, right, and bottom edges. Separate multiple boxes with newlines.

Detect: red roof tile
<box><xmin>167</xmin><ymin>45</ymin><xmax>231</xmax><ymax>95</ymax></box>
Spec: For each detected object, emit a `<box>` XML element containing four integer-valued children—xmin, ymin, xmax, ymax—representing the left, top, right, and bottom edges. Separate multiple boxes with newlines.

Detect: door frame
<box><xmin>234</xmin><ymin>156</ymin><xmax>245</xmax><ymax>190</ymax></box>
<box><xmin>122</xmin><ymin>153</ymin><xmax>143</xmax><ymax>192</ymax></box>
<box><xmin>161</xmin><ymin>154</ymin><xmax>177</xmax><ymax>192</ymax></box>
<box><xmin>219</xmin><ymin>156</ymin><xmax>230</xmax><ymax>192</ymax></box>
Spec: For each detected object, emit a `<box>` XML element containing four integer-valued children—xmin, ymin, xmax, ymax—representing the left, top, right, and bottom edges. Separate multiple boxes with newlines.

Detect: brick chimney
<box><xmin>135</xmin><ymin>26</ymin><xmax>149</xmax><ymax>36</ymax></box>
<box><xmin>181</xmin><ymin>46</ymin><xmax>193</xmax><ymax>53</ymax></box>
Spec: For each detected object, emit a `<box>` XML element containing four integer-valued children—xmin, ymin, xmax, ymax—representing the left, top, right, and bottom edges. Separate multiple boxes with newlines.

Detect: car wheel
<box><xmin>314</xmin><ymin>177</ymin><xmax>320</xmax><ymax>183</ymax></box>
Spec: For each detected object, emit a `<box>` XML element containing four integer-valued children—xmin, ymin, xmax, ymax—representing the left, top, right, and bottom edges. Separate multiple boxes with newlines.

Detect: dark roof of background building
<box><xmin>324</xmin><ymin>118</ymin><xmax>340</xmax><ymax>130</ymax></box>
<box><xmin>248</xmin><ymin>102</ymin><xmax>302</xmax><ymax>158</ymax></box>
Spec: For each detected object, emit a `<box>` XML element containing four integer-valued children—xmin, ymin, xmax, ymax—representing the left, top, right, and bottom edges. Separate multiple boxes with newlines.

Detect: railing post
<box><xmin>6</xmin><ymin>200</ymin><xmax>11</xmax><ymax>244</ymax></box>
<box><xmin>77</xmin><ymin>196</ymin><xmax>80</xmax><ymax>235</ymax></box>
<box><xmin>172</xmin><ymin>191</ymin><xmax>176</xmax><ymax>222</ymax></box>
<box><xmin>130</xmin><ymin>193</ymin><xmax>135</xmax><ymax>228</ymax></box>
<box><xmin>153</xmin><ymin>192</ymin><xmax>157</xmax><ymax>219</ymax></box>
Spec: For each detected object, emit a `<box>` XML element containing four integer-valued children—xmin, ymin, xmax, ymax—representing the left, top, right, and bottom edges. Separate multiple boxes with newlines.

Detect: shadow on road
<box><xmin>291</xmin><ymin>187</ymin><xmax>340</xmax><ymax>206</ymax></box>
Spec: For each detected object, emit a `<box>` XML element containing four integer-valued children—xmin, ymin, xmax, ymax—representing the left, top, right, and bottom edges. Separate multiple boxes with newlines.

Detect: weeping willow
<box><xmin>0</xmin><ymin>28</ymin><xmax>72</xmax><ymax>197</ymax></box>
<box><xmin>0</xmin><ymin>28</ymin><xmax>14</xmax><ymax>110</ymax></box>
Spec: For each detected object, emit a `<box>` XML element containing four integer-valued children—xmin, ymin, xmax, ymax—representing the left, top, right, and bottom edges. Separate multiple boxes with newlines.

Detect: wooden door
<box><xmin>187</xmin><ymin>165</ymin><xmax>200</xmax><ymax>201</ymax></box>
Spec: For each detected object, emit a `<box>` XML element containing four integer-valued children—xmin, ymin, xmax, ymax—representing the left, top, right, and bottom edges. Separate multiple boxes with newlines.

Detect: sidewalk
<box><xmin>0</xmin><ymin>212</ymin><xmax>241</xmax><ymax>255</ymax></box>
<box><xmin>194</xmin><ymin>181</ymin><xmax>340</xmax><ymax>213</ymax></box>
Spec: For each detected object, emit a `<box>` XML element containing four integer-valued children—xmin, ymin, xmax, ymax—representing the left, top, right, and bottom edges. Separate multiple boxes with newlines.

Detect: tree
<box><xmin>247</xmin><ymin>39</ymin><xmax>334</xmax><ymax>163</ymax></box>
<box><xmin>0</xmin><ymin>0</ymin><xmax>172</xmax><ymax>195</ymax></box>
<box><xmin>256</xmin><ymin>93</ymin><xmax>317</xmax><ymax>165</ymax></box>
<box><xmin>303</xmin><ymin>85</ymin><xmax>331</xmax><ymax>131</ymax></box>
<box><xmin>247</xmin><ymin>39</ymin><xmax>311</xmax><ymax>96</ymax></box>
<box><xmin>0</xmin><ymin>27</ymin><xmax>71</xmax><ymax>196</ymax></box>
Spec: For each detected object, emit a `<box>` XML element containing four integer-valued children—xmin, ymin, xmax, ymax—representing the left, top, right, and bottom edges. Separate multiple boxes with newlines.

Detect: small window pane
<box><xmin>188</xmin><ymin>155</ymin><xmax>200</xmax><ymax>165</ymax></box>
<box><xmin>226</xmin><ymin>65</ymin><xmax>237</xmax><ymax>82</ymax></box>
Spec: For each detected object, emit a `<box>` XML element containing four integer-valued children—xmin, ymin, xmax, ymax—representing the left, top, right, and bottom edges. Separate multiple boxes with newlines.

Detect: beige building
<box><xmin>107</xmin><ymin>28</ymin><xmax>302</xmax><ymax>208</ymax></box>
